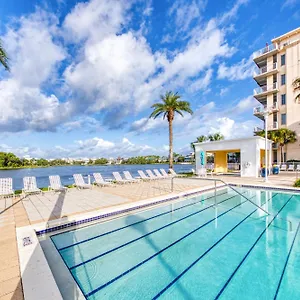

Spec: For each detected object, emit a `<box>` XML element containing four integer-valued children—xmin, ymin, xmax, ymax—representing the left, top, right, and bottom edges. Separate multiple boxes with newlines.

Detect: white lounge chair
<box><xmin>73</xmin><ymin>174</ymin><xmax>92</xmax><ymax>189</ymax></box>
<box><xmin>280</xmin><ymin>164</ymin><xmax>287</xmax><ymax>171</ymax></box>
<box><xmin>288</xmin><ymin>165</ymin><xmax>295</xmax><ymax>171</ymax></box>
<box><xmin>146</xmin><ymin>169</ymin><xmax>159</xmax><ymax>180</ymax></box>
<box><xmin>160</xmin><ymin>169</ymin><xmax>172</xmax><ymax>178</ymax></box>
<box><xmin>123</xmin><ymin>171</ymin><xmax>140</xmax><ymax>183</ymax></box>
<box><xmin>153</xmin><ymin>169</ymin><xmax>167</xmax><ymax>179</ymax></box>
<box><xmin>169</xmin><ymin>168</ymin><xmax>185</xmax><ymax>177</ymax></box>
<box><xmin>23</xmin><ymin>177</ymin><xmax>42</xmax><ymax>195</ymax></box>
<box><xmin>93</xmin><ymin>173</ymin><xmax>113</xmax><ymax>187</ymax></box>
<box><xmin>112</xmin><ymin>172</ymin><xmax>132</xmax><ymax>184</ymax></box>
<box><xmin>0</xmin><ymin>178</ymin><xmax>14</xmax><ymax>198</ymax></box>
<box><xmin>49</xmin><ymin>175</ymin><xmax>67</xmax><ymax>192</ymax></box>
<box><xmin>296</xmin><ymin>165</ymin><xmax>300</xmax><ymax>171</ymax></box>
<box><xmin>137</xmin><ymin>170</ymin><xmax>152</xmax><ymax>181</ymax></box>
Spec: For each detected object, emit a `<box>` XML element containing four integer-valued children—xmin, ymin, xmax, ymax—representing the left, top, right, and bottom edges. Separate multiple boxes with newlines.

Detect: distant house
<box><xmin>184</xmin><ymin>152</ymin><xmax>194</xmax><ymax>162</ymax></box>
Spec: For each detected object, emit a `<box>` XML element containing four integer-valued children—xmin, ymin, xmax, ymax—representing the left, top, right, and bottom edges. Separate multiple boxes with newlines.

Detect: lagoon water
<box><xmin>0</xmin><ymin>164</ymin><xmax>194</xmax><ymax>190</ymax></box>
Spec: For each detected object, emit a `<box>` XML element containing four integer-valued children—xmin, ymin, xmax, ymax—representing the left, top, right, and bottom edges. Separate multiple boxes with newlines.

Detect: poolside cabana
<box><xmin>194</xmin><ymin>136</ymin><xmax>272</xmax><ymax>178</ymax></box>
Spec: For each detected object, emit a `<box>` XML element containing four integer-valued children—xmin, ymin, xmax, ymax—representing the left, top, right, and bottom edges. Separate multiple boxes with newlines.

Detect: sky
<box><xmin>0</xmin><ymin>0</ymin><xmax>299</xmax><ymax>159</ymax></box>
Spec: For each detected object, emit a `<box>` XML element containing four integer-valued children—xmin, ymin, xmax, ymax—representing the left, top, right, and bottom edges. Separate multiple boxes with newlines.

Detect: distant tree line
<box><xmin>122</xmin><ymin>155</ymin><xmax>162</xmax><ymax>165</ymax></box>
<box><xmin>0</xmin><ymin>152</ymin><xmax>71</xmax><ymax>168</ymax></box>
<box><xmin>0</xmin><ymin>152</ymin><xmax>190</xmax><ymax>169</ymax></box>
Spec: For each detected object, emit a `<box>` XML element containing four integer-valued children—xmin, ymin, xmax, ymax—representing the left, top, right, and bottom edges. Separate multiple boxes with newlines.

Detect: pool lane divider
<box><xmin>274</xmin><ymin>221</ymin><xmax>300</xmax><ymax>299</ymax></box>
<box><xmin>214</xmin><ymin>195</ymin><xmax>294</xmax><ymax>300</ymax></box>
<box><xmin>56</xmin><ymin>190</ymin><xmax>230</xmax><ymax>251</ymax></box>
<box><xmin>69</xmin><ymin>192</ymin><xmax>251</xmax><ymax>270</ymax></box>
<box><xmin>84</xmin><ymin>192</ymin><xmax>274</xmax><ymax>298</ymax></box>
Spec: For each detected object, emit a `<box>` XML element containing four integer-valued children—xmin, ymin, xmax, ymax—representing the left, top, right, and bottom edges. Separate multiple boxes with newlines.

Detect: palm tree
<box><xmin>0</xmin><ymin>40</ymin><xmax>9</xmax><ymax>71</ymax></box>
<box><xmin>150</xmin><ymin>91</ymin><xmax>193</xmax><ymax>169</ymax></box>
<box><xmin>208</xmin><ymin>132</ymin><xmax>224</xmax><ymax>141</ymax></box>
<box><xmin>275</xmin><ymin>129</ymin><xmax>297</xmax><ymax>162</ymax></box>
<box><xmin>256</xmin><ymin>129</ymin><xmax>297</xmax><ymax>162</ymax></box>
<box><xmin>190</xmin><ymin>135</ymin><xmax>208</xmax><ymax>151</ymax></box>
<box><xmin>196</xmin><ymin>135</ymin><xmax>208</xmax><ymax>143</ymax></box>
<box><xmin>292</xmin><ymin>77</ymin><xmax>300</xmax><ymax>102</ymax></box>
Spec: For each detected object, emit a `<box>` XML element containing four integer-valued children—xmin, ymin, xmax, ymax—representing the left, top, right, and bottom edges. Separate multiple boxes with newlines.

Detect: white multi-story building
<box><xmin>253</xmin><ymin>27</ymin><xmax>300</xmax><ymax>162</ymax></box>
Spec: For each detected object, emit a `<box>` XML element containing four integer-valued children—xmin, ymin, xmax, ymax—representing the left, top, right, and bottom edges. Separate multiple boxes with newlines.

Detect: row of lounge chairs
<box><xmin>279</xmin><ymin>164</ymin><xmax>300</xmax><ymax>171</ymax></box>
<box><xmin>0</xmin><ymin>168</ymin><xmax>179</xmax><ymax>197</ymax></box>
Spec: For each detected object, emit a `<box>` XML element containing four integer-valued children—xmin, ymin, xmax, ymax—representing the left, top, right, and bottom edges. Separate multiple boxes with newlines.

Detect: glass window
<box><xmin>281</xmin><ymin>113</ymin><xmax>286</xmax><ymax>125</ymax></box>
<box><xmin>281</xmin><ymin>74</ymin><xmax>286</xmax><ymax>85</ymax></box>
<box><xmin>281</xmin><ymin>54</ymin><xmax>286</xmax><ymax>66</ymax></box>
<box><xmin>281</xmin><ymin>94</ymin><xmax>286</xmax><ymax>105</ymax></box>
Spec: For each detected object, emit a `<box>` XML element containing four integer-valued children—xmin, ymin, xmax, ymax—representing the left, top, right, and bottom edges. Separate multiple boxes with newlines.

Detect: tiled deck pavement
<box><xmin>0</xmin><ymin>197</ymin><xmax>28</xmax><ymax>300</ymax></box>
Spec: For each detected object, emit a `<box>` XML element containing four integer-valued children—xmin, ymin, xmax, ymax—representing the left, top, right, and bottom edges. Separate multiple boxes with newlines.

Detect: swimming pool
<box><xmin>49</xmin><ymin>187</ymin><xmax>300</xmax><ymax>299</ymax></box>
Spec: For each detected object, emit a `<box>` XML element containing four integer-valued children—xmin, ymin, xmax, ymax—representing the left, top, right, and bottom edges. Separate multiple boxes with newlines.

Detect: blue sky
<box><xmin>0</xmin><ymin>0</ymin><xmax>299</xmax><ymax>159</ymax></box>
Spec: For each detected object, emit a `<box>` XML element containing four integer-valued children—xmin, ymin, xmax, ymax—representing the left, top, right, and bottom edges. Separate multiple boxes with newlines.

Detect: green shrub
<box><xmin>15</xmin><ymin>190</ymin><xmax>22</xmax><ymax>195</ymax></box>
<box><xmin>294</xmin><ymin>179</ymin><xmax>300</xmax><ymax>187</ymax></box>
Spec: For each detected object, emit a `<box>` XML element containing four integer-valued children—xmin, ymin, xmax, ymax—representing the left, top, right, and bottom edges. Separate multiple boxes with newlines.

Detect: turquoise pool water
<box><xmin>51</xmin><ymin>187</ymin><xmax>300</xmax><ymax>299</ymax></box>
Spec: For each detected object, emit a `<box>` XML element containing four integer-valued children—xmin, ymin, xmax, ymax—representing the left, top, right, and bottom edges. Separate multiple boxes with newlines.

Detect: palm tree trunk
<box><xmin>280</xmin><ymin>145</ymin><xmax>284</xmax><ymax>162</ymax></box>
<box><xmin>169</xmin><ymin>119</ymin><xmax>173</xmax><ymax>169</ymax></box>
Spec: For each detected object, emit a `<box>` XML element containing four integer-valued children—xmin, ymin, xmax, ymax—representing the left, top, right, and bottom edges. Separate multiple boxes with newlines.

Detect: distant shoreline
<box><xmin>0</xmin><ymin>162</ymin><xmax>193</xmax><ymax>171</ymax></box>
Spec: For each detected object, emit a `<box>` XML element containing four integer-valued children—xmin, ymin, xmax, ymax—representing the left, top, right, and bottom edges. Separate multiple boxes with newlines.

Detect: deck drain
<box><xmin>23</xmin><ymin>236</ymin><xmax>32</xmax><ymax>247</ymax></box>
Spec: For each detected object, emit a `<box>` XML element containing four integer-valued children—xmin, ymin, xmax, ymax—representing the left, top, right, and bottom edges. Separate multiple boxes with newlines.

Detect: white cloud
<box><xmin>281</xmin><ymin>0</ymin><xmax>299</xmax><ymax>9</ymax></box>
<box><xmin>63</xmin><ymin>6</ymin><xmax>233</xmax><ymax>125</ymax></box>
<box><xmin>188</xmin><ymin>69</ymin><xmax>213</xmax><ymax>93</ymax></box>
<box><xmin>235</xmin><ymin>96</ymin><xmax>257</xmax><ymax>113</ymax></box>
<box><xmin>62</xmin><ymin>116</ymin><xmax>101</xmax><ymax>133</ymax></box>
<box><xmin>64</xmin><ymin>32</ymin><xmax>156</xmax><ymax>114</ymax></box>
<box><xmin>217</xmin><ymin>55</ymin><xmax>254</xmax><ymax>81</ymax></box>
<box><xmin>0</xmin><ymin>0</ymin><xmax>250</xmax><ymax>135</ymax></box>
<box><xmin>0</xmin><ymin>10</ymin><xmax>70</xmax><ymax>132</ymax></box>
<box><xmin>168</xmin><ymin>0</ymin><xmax>207</xmax><ymax>33</ymax></box>
<box><xmin>0</xmin><ymin>137</ymin><xmax>168</xmax><ymax>159</ymax></box>
<box><xmin>63</xmin><ymin>0</ymin><xmax>130</xmax><ymax>42</ymax></box>
<box><xmin>218</xmin><ymin>0</ymin><xmax>249</xmax><ymax>24</ymax></box>
<box><xmin>219</xmin><ymin>87</ymin><xmax>229</xmax><ymax>96</ymax></box>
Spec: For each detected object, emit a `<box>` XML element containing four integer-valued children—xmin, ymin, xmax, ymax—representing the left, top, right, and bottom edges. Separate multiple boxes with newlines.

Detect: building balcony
<box><xmin>253</xmin><ymin>106</ymin><xmax>265</xmax><ymax>120</ymax></box>
<box><xmin>253</xmin><ymin>63</ymin><xmax>278</xmax><ymax>82</ymax></box>
<box><xmin>253</xmin><ymin>82</ymin><xmax>279</xmax><ymax>100</ymax></box>
<box><xmin>254</xmin><ymin>126</ymin><xmax>263</xmax><ymax>133</ymax></box>
<box><xmin>253</xmin><ymin>44</ymin><xmax>278</xmax><ymax>63</ymax></box>
<box><xmin>253</xmin><ymin>121</ymin><xmax>279</xmax><ymax>135</ymax></box>
<box><xmin>253</xmin><ymin>103</ymin><xmax>279</xmax><ymax>120</ymax></box>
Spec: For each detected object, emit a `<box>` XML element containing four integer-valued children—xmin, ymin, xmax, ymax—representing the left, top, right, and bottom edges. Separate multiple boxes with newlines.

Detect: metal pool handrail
<box><xmin>171</xmin><ymin>176</ymin><xmax>293</xmax><ymax>230</ymax></box>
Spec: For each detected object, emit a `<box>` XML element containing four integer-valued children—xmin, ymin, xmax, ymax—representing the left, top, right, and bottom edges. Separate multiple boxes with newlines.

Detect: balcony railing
<box><xmin>253</xmin><ymin>103</ymin><xmax>278</xmax><ymax>116</ymax></box>
<box><xmin>253</xmin><ymin>63</ymin><xmax>278</xmax><ymax>77</ymax></box>
<box><xmin>254</xmin><ymin>82</ymin><xmax>278</xmax><ymax>95</ymax></box>
<box><xmin>271</xmin><ymin>102</ymin><xmax>279</xmax><ymax>111</ymax></box>
<box><xmin>254</xmin><ymin>126</ymin><xmax>263</xmax><ymax>133</ymax></box>
<box><xmin>253</xmin><ymin>44</ymin><xmax>278</xmax><ymax>58</ymax></box>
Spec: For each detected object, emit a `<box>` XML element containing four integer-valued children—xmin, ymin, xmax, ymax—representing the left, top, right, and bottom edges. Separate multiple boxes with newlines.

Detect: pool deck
<box><xmin>0</xmin><ymin>174</ymin><xmax>299</xmax><ymax>299</ymax></box>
